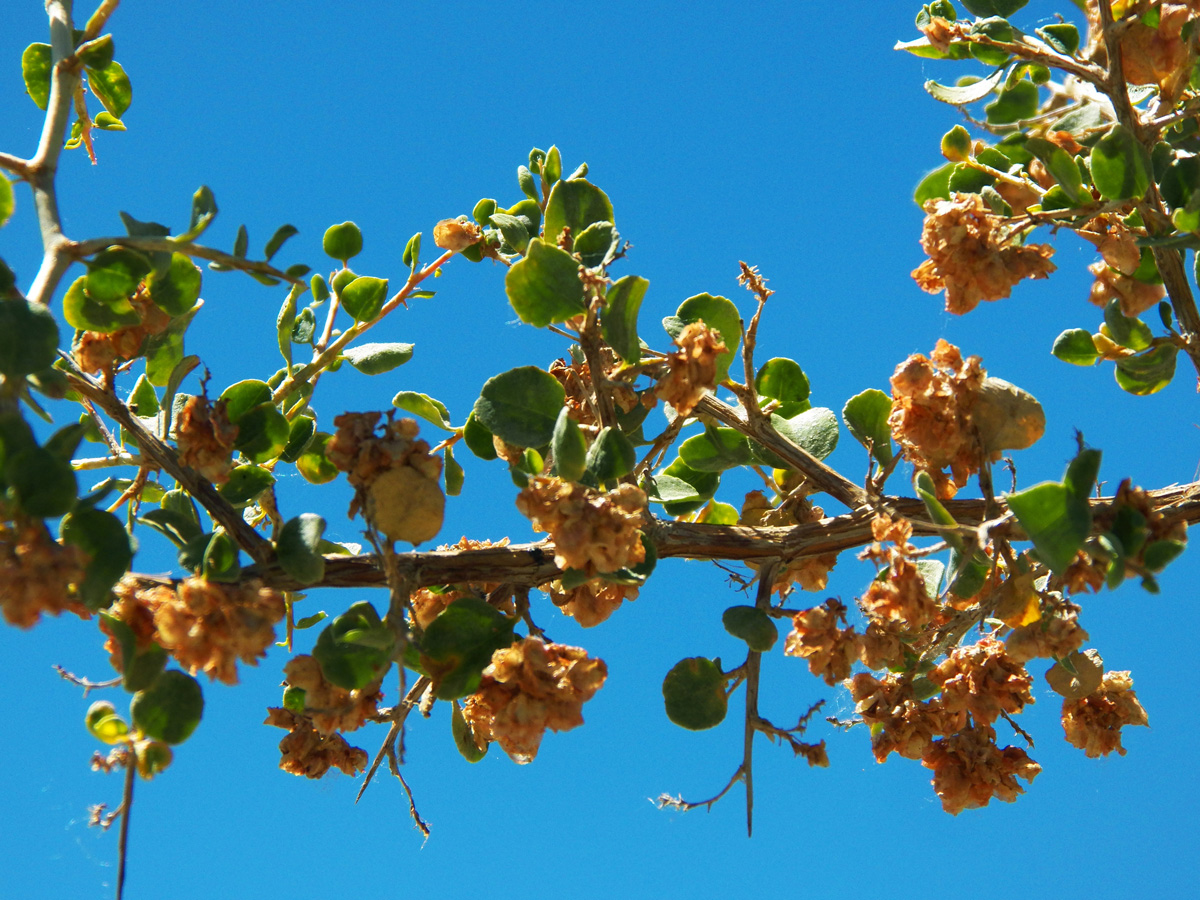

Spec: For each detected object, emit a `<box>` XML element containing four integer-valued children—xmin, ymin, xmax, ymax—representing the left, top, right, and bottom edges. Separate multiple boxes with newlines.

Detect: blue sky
<box><xmin>2</xmin><ymin>2</ymin><xmax>1196</xmax><ymax>898</ymax></box>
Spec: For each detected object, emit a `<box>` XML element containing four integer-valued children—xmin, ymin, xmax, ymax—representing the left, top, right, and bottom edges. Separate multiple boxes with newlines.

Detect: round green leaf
<box><xmin>342</xmin><ymin>341</ymin><xmax>414</xmax><ymax>375</ymax></box>
<box><xmin>1090</xmin><ymin>124</ymin><xmax>1152</xmax><ymax>201</ymax></box>
<box><xmin>21</xmin><ymin>43</ymin><xmax>51</xmax><ymax>110</ymax></box>
<box><xmin>602</xmin><ymin>275</ymin><xmax>648</xmax><ymax>362</ymax></box>
<box><xmin>985</xmin><ymin>80</ymin><xmax>1038</xmax><ymax>125</ymax></box>
<box><xmin>86</xmin><ymin>701</ymin><xmax>129</xmax><ymax>744</ymax></box>
<box><xmin>662</xmin><ymin>657</ymin><xmax>728</xmax><ymax>730</ymax></box>
<box><xmin>87</xmin><ymin>60</ymin><xmax>132</xmax><ymax>118</ymax></box>
<box><xmin>1115</xmin><ymin>345</ymin><xmax>1178</xmax><ymax>396</ymax></box>
<box><xmin>331</xmin><ymin>268</ymin><xmax>358</xmax><ymax>294</ymax></box>
<box><xmin>504</xmin><ymin>239</ymin><xmax>586</xmax><ymax>327</ymax></box>
<box><xmin>340</xmin><ymin>276</ymin><xmax>389</xmax><ymax>322</ymax></box>
<box><xmin>218</xmin><ymin>379</ymin><xmax>273</xmax><ymax>423</ymax></box>
<box><xmin>543</xmin><ymin>178</ymin><xmax>614</xmax><ymax>244</ymax></box>
<box><xmin>0</xmin><ymin>298</ymin><xmax>59</xmax><ymax>378</ymax></box>
<box><xmin>551</xmin><ymin>407</ymin><xmax>587</xmax><ymax>482</ymax></box>
<box><xmin>664</xmin><ymin>293</ymin><xmax>741</xmax><ymax>382</ymax></box>
<box><xmin>473</xmin><ymin>366</ymin><xmax>566</xmax><ymax>449</ymax></box>
<box><xmin>146</xmin><ymin>253</ymin><xmax>201</xmax><ymax>316</ymax></box>
<box><xmin>231</xmin><ymin>403</ymin><xmax>290</xmax><ymax>463</ymax></box>
<box><xmin>6</xmin><ymin>446</ymin><xmax>77</xmax><ymax>518</ymax></box>
<box><xmin>679</xmin><ymin>427</ymin><xmax>754</xmax><ymax>472</ymax></box>
<box><xmin>1007</xmin><ymin>480</ymin><xmax>1091</xmax><ymax>576</ymax></box>
<box><xmin>280</xmin><ymin>414</ymin><xmax>316</xmax><ymax>463</ymax></box>
<box><xmin>463</xmin><ymin>411</ymin><xmax>498</xmax><ymax>461</ymax></box>
<box><xmin>63</xmin><ymin>275</ymin><xmax>141</xmax><ymax>333</ymax></box>
<box><xmin>842</xmin><ymin>389</ymin><xmax>894</xmax><ymax>465</ymax></box>
<box><xmin>770</xmin><ymin>407</ymin><xmax>839</xmax><ymax>461</ymax></box>
<box><xmin>296</xmin><ymin>432</ymin><xmax>338</xmax><ymax>484</ymax></box>
<box><xmin>420</xmin><ymin>597</ymin><xmax>515</xmax><ymax>700</ymax></box>
<box><xmin>313</xmin><ymin>602</ymin><xmax>393</xmax><ymax>690</ymax></box>
<box><xmin>61</xmin><ymin>508</ymin><xmax>133</xmax><ymax>609</ymax></box>
<box><xmin>130</xmin><ymin>670</ymin><xmax>204</xmax><ymax>745</ymax></box>
<box><xmin>1052</xmin><ymin>329</ymin><xmax>1100</xmax><ymax>366</ymax></box>
<box><xmin>392</xmin><ymin>391</ymin><xmax>452</xmax><ymax>430</ymax></box>
<box><xmin>323</xmin><ymin>221</ymin><xmax>363</xmax><ymax>261</ymax></box>
<box><xmin>277</xmin><ymin>513</ymin><xmax>326</xmax><ymax>585</ymax></box>
<box><xmin>218</xmin><ymin>464</ymin><xmax>276</xmax><ymax>506</ymax></box>
<box><xmin>77</xmin><ymin>33</ymin><xmax>115</xmax><ymax>69</ymax></box>
<box><xmin>755</xmin><ymin>357</ymin><xmax>810</xmax><ymax>403</ymax></box>
<box><xmin>584</xmin><ymin>426</ymin><xmax>636</xmax><ymax>482</ymax></box>
<box><xmin>451</xmin><ymin>699</ymin><xmax>489</xmax><ymax>762</ymax></box>
<box><xmin>722</xmin><ymin>606</ymin><xmax>779</xmax><ymax>652</ymax></box>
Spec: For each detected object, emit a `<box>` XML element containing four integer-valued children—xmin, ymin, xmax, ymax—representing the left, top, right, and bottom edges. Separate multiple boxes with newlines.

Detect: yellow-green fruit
<box><xmin>366</xmin><ymin>466</ymin><xmax>444</xmax><ymax>544</ymax></box>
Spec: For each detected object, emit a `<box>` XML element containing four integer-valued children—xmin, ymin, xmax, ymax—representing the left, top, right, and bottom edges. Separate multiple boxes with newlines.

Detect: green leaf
<box><xmin>662</xmin><ymin>657</ymin><xmax>727</xmax><ymax>730</ymax></box>
<box><xmin>87</xmin><ymin>60</ymin><xmax>131</xmax><ymax>118</ymax></box>
<box><xmin>505</xmin><ymin>239</ymin><xmax>586</xmax><ymax>327</ymax></box>
<box><xmin>402</xmin><ymin>232</ymin><xmax>421</xmax><ymax>272</ymax></box>
<box><xmin>323</xmin><ymin>221</ymin><xmax>363</xmax><ymax>262</ymax></box>
<box><xmin>86</xmin><ymin>247</ymin><xmax>150</xmax><ymax>304</ymax></box>
<box><xmin>277</xmin><ymin>513</ymin><xmax>326</xmax><ymax>585</ymax></box>
<box><xmin>310</xmin><ymin>274</ymin><xmax>329</xmax><ymax>303</ymax></box>
<box><xmin>941</xmin><ymin>125</ymin><xmax>972</xmax><ymax>162</ymax></box>
<box><xmin>1115</xmin><ymin>344</ymin><xmax>1178</xmax><ymax>395</ymax></box>
<box><xmin>1144</xmin><ymin>538</ymin><xmax>1185</xmax><ymax>572</ymax></box>
<box><xmin>755</xmin><ymin>358</ymin><xmax>810</xmax><ymax>403</ymax></box>
<box><xmin>842</xmin><ymin>389</ymin><xmax>894</xmax><ymax>465</ymax></box>
<box><xmin>985</xmin><ymin>80</ymin><xmax>1038</xmax><ymax>125</ymax></box>
<box><xmin>923</xmin><ymin>67</ymin><xmax>1005</xmax><ymax>106</ymax></box>
<box><xmin>602</xmin><ymin>275</ymin><xmax>647</xmax><ymax>362</ymax></box>
<box><xmin>473</xmin><ymin>366</ymin><xmax>566</xmax><ymax>448</ymax></box>
<box><xmin>914</xmin><ymin>162</ymin><xmax>955</xmax><ymax>206</ymax></box>
<box><xmin>143</xmin><ymin>308</ymin><xmax>199</xmax><ymax>388</ymax></box>
<box><xmin>770</xmin><ymin>407</ymin><xmax>839</xmax><ymax>461</ymax></box>
<box><xmin>86</xmin><ymin>701</ymin><xmax>129</xmax><ymax>744</ymax></box>
<box><xmin>463</xmin><ymin>411</ymin><xmax>499</xmax><ymax>461</ymax></box>
<box><xmin>0</xmin><ymin>177</ymin><xmax>12</xmax><ymax>228</ymax></box>
<box><xmin>664</xmin><ymin>293</ymin><xmax>742</xmax><ymax>382</ymax></box>
<box><xmin>1103</xmin><ymin>298</ymin><xmax>1153</xmax><ymax>351</ymax></box>
<box><xmin>131</xmin><ymin>670</ymin><xmax>204</xmax><ymax>745</ymax></box>
<box><xmin>584</xmin><ymin>426</ymin><xmax>636</xmax><ymax>482</ymax></box>
<box><xmin>961</xmin><ymin>0</ymin><xmax>1029</xmax><ymax>16</ymax></box>
<box><xmin>101</xmin><ymin>613</ymin><xmax>167</xmax><ymax>692</ymax></box>
<box><xmin>218</xmin><ymin>464</ymin><xmax>275</xmax><ymax>506</ymax></box>
<box><xmin>127</xmin><ymin>374</ymin><xmax>160</xmax><ymax>418</ymax></box>
<box><xmin>543</xmin><ymin>179</ymin><xmax>613</xmax><ymax>245</ymax></box>
<box><xmin>342</xmin><ymin>342</ymin><xmax>413</xmax><ymax>375</ymax></box>
<box><xmin>392</xmin><ymin>390</ymin><xmax>453</xmax><ymax>430</ymax></box>
<box><xmin>280</xmin><ymin>414</ymin><xmax>316</xmax><ymax>463</ymax></box>
<box><xmin>643</xmin><ymin>473</ymin><xmax>702</xmax><ymax>503</ymax></box>
<box><xmin>264</xmin><ymin>224</ymin><xmax>298</xmax><ymax>262</ymax></box>
<box><xmin>296</xmin><ymin>432</ymin><xmax>338</xmax><ymax>484</ymax></box>
<box><xmin>451</xmin><ymin>700</ymin><xmax>489</xmax><ymax>762</ymax></box>
<box><xmin>201</xmin><ymin>531</ymin><xmax>241</xmax><ymax>583</ymax></box>
<box><xmin>694</xmin><ymin>500</ymin><xmax>739</xmax><ymax>525</ymax></box>
<box><xmin>178</xmin><ymin>186</ymin><xmax>217</xmax><ymax>243</ymax></box>
<box><xmin>63</xmin><ymin>275</ymin><xmax>140</xmax><ymax>333</ymax></box>
<box><xmin>313</xmin><ymin>602</ymin><xmax>393</xmax><ymax>690</ymax></box>
<box><xmin>6</xmin><ymin>446</ymin><xmax>77</xmax><ymax>517</ymax></box>
<box><xmin>1007</xmin><ymin>481</ymin><xmax>1091</xmax><ymax>575</ymax></box>
<box><xmin>146</xmin><ymin>253</ymin><xmax>202</xmax><ymax>316</ymax></box>
<box><xmin>472</xmin><ymin>198</ymin><xmax>497</xmax><ymax>225</ymax></box>
<box><xmin>551</xmin><ymin>408</ymin><xmax>588</xmax><ymax>482</ymax></box>
<box><xmin>574</xmin><ymin>221</ymin><xmax>619</xmax><ymax>267</ymax></box>
<box><xmin>653</xmin><ymin>457</ymin><xmax>719</xmax><ymax>515</ymax></box>
<box><xmin>679</xmin><ymin>426</ymin><xmax>754</xmax><ymax>472</ymax></box>
<box><xmin>1024</xmin><ymin>137</ymin><xmax>1084</xmax><ymax>203</ymax></box>
<box><xmin>60</xmin><ymin>508</ymin><xmax>133</xmax><ymax>609</ymax></box>
<box><xmin>420</xmin><ymin>597</ymin><xmax>515</xmax><ymax>701</ymax></box>
<box><xmin>445</xmin><ymin>444</ymin><xmax>464</xmax><ymax>497</ymax></box>
<box><xmin>0</xmin><ymin>299</ymin><xmax>59</xmax><ymax>378</ymax></box>
<box><xmin>78</xmin><ymin>33</ymin><xmax>115</xmax><ymax>69</ymax></box>
<box><xmin>291</xmin><ymin>307</ymin><xmax>316</xmax><ymax>345</ymax></box>
<box><xmin>219</xmin><ymin>380</ymin><xmax>273</xmax><ymax>424</ymax></box>
<box><xmin>232</xmin><ymin>403</ymin><xmax>289</xmax><ymax>463</ymax></box>
<box><xmin>1037</xmin><ymin>23</ymin><xmax>1080</xmax><ymax>55</ymax></box>
<box><xmin>489</xmin><ymin>213</ymin><xmax>532</xmax><ymax>253</ymax></box>
<box><xmin>339</xmin><ymin>276</ymin><xmax>388</xmax><ymax>322</ymax></box>
<box><xmin>722</xmin><ymin>606</ymin><xmax>778</xmax><ymax>652</ymax></box>
<box><xmin>1052</xmin><ymin>328</ymin><xmax>1100</xmax><ymax>366</ymax></box>
<box><xmin>1090</xmin><ymin>124</ymin><xmax>1152</xmax><ymax>201</ymax></box>
<box><xmin>21</xmin><ymin>44</ymin><xmax>52</xmax><ymax>110</ymax></box>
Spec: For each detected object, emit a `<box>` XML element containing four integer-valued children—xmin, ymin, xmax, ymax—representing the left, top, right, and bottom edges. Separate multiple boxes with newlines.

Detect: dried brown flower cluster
<box><xmin>175</xmin><ymin>394</ymin><xmax>239</xmax><ymax>485</ymax></box>
<box><xmin>1087</xmin><ymin>1</ymin><xmax>1199</xmax><ymax>100</ymax></box>
<box><xmin>433</xmin><ymin>217</ymin><xmax>483</xmax><ymax>252</ymax></box>
<box><xmin>850</xmin><ymin>673</ymin><xmax>957</xmax><ymax>762</ymax></box>
<box><xmin>461</xmin><ymin>637</ymin><xmax>608</xmax><ymax>763</ymax></box>
<box><xmin>912</xmin><ymin>193</ymin><xmax>1055</xmax><ymax>315</ymax></box>
<box><xmin>546</xmin><ymin>578</ymin><xmax>638</xmax><ymax>628</ymax></box>
<box><xmin>409</xmin><ymin>537</ymin><xmax>511</xmax><ymax>629</ymax></box>
<box><xmin>281</xmin><ymin>654</ymin><xmax>382</xmax><ymax>735</ymax></box>
<box><xmin>921</xmin><ymin>724</ymin><xmax>1041</xmax><ymax>815</ymax></box>
<box><xmin>72</xmin><ymin>287</ymin><xmax>173</xmax><ymax>377</ymax></box>
<box><xmin>1061</xmin><ymin>670</ymin><xmax>1149</xmax><ymax>758</ymax></box>
<box><xmin>917</xmin><ymin>12</ymin><xmax>965</xmax><ymax>52</ymax></box>
<box><xmin>1079</xmin><ymin>216</ymin><xmax>1165</xmax><ymax>318</ymax></box>
<box><xmin>107</xmin><ymin>575</ymin><xmax>285</xmax><ymax>684</ymax></box>
<box><xmin>930</xmin><ymin>638</ymin><xmax>1035</xmax><ymax>729</ymax></box>
<box><xmin>548</xmin><ymin>356</ymin><xmax>641</xmax><ymax>432</ymax></box>
<box><xmin>859</xmin><ymin>513</ymin><xmax>939</xmax><ymax>628</ymax></box>
<box><xmin>741</xmin><ymin>490</ymin><xmax>838</xmax><ymax>595</ymax></box>
<box><xmin>516</xmin><ymin>475</ymin><xmax>646</xmax><ymax>575</ymax></box>
<box><xmin>655</xmin><ymin>321</ymin><xmax>726</xmax><ymax>416</ymax></box>
<box><xmin>888</xmin><ymin>339</ymin><xmax>988</xmax><ymax>497</ymax></box>
<box><xmin>263</xmin><ymin>708</ymin><xmax>369</xmax><ymax>778</ymax></box>
<box><xmin>785</xmin><ymin>599</ymin><xmax>862</xmax><ymax>685</ymax></box>
<box><xmin>0</xmin><ymin>515</ymin><xmax>89</xmax><ymax>627</ymax></box>
<box><xmin>326</xmin><ymin>411</ymin><xmax>444</xmax><ymax>544</ymax></box>
<box><xmin>1005</xmin><ymin>597</ymin><xmax>1089</xmax><ymax>663</ymax></box>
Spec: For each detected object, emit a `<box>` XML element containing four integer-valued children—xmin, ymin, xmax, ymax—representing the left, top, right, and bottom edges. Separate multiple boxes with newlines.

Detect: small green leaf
<box><xmin>86</xmin><ymin>247</ymin><xmax>150</xmax><ymax>304</ymax></box>
<box><xmin>128</xmin><ymin>374</ymin><xmax>160</xmax><ymax>417</ymax></box>
<box><xmin>6</xmin><ymin>446</ymin><xmax>77</xmax><ymax>518</ymax></box>
<box><xmin>63</xmin><ymin>275</ymin><xmax>140</xmax><ymax>333</ymax></box>
<box><xmin>313</xmin><ymin>602</ymin><xmax>393</xmax><ymax>690</ymax></box>
<box><xmin>473</xmin><ymin>366</ymin><xmax>566</xmax><ymax>448</ymax></box>
<box><xmin>679</xmin><ymin>427</ymin><xmax>754</xmax><ymax>472</ymax></box>
<box><xmin>770</xmin><ymin>407</ymin><xmax>839</xmax><ymax>461</ymax></box>
<box><xmin>1144</xmin><ymin>538</ymin><xmax>1185</xmax><ymax>572</ymax></box>
<box><xmin>323</xmin><ymin>221</ymin><xmax>363</xmax><ymax>262</ymax></box>
<box><xmin>961</xmin><ymin>0</ymin><xmax>1029</xmax><ymax>16</ymax></box>
<box><xmin>445</xmin><ymin>444</ymin><xmax>464</xmax><ymax>497</ymax></box>
<box><xmin>1024</xmin><ymin>137</ymin><xmax>1084</xmax><ymax>203</ymax></box>
<box><xmin>341</xmin><ymin>342</ymin><xmax>413</xmax><ymax>375</ymax></box>
<box><xmin>505</xmin><ymin>239</ymin><xmax>586</xmax><ymax>327</ymax></box>
<box><xmin>86</xmin><ymin>701</ymin><xmax>129</xmax><ymax>744</ymax></box>
<box><xmin>402</xmin><ymin>232</ymin><xmax>421</xmax><ymax>272</ymax></box>
<box><xmin>0</xmin><ymin>177</ymin><xmax>13</xmax><ymax>227</ymax></box>
<box><xmin>602</xmin><ymin>275</ymin><xmax>647</xmax><ymax>362</ymax></box>
<box><xmin>755</xmin><ymin>358</ymin><xmax>810</xmax><ymax>403</ymax></box>
<box><xmin>21</xmin><ymin>44</ymin><xmax>52</xmax><ymax>110</ymax></box>
<box><xmin>451</xmin><ymin>700</ymin><xmax>488</xmax><ymax>762</ymax></box>
<box><xmin>923</xmin><ymin>67</ymin><xmax>1005</xmax><ymax>106</ymax></box>
<box><xmin>662</xmin><ymin>657</ymin><xmax>727</xmax><ymax>730</ymax></box>
<box><xmin>1007</xmin><ymin>480</ymin><xmax>1091</xmax><ymax>575</ymax></box>
<box><xmin>146</xmin><ymin>253</ymin><xmax>202</xmax><ymax>317</ymax></box>
<box><xmin>643</xmin><ymin>473</ymin><xmax>702</xmax><ymax>503</ymax></box>
<box><xmin>1091</xmin><ymin>124</ymin><xmax>1152</xmax><ymax>201</ymax></box>
<box><xmin>694</xmin><ymin>500</ymin><xmax>739</xmax><ymax>525</ymax></box>
<box><xmin>60</xmin><ymin>508</ymin><xmax>133</xmax><ymax>609</ymax></box>
<box><xmin>584</xmin><ymin>426</ymin><xmax>636</xmax><ymax>482</ymax></box>
<box><xmin>941</xmin><ymin>125</ymin><xmax>972</xmax><ymax>162</ymax></box>
<box><xmin>393</xmin><ymin>390</ymin><xmax>453</xmax><ymax>430</ymax></box>
<box><xmin>277</xmin><ymin>513</ymin><xmax>326</xmax><ymax>585</ymax></box>
<box><xmin>310</xmin><ymin>274</ymin><xmax>329</xmax><ymax>303</ymax></box>
<box><xmin>0</xmin><ymin>299</ymin><xmax>59</xmax><ymax>378</ymax></box>
<box><xmin>280</xmin><ymin>414</ymin><xmax>316</xmax><ymax>463</ymax></box>
<box><xmin>551</xmin><ymin>408</ymin><xmax>588</xmax><ymax>482</ymax></box>
<box><xmin>722</xmin><ymin>606</ymin><xmax>778</xmax><ymax>652</ymax></box>
<box><xmin>842</xmin><ymin>389</ymin><xmax>894</xmax><ymax>465</ymax></box>
<box><xmin>296</xmin><ymin>432</ymin><xmax>338</xmax><ymax>484</ymax></box>
<box><xmin>131</xmin><ymin>670</ymin><xmax>204</xmax><ymax>745</ymax></box>
<box><xmin>472</xmin><ymin>198</ymin><xmax>497</xmax><ymax>225</ymax></box>
<box><xmin>652</xmin><ymin>457</ymin><xmax>720</xmax><ymax>515</ymax></box>
<box><xmin>144</xmin><ymin>308</ymin><xmax>200</xmax><ymax>387</ymax></box>
<box><xmin>463</xmin><ymin>411</ymin><xmax>498</xmax><ymax>461</ymax></box>
<box><xmin>1052</xmin><ymin>329</ymin><xmax>1100</xmax><ymax>366</ymax></box>
<box><xmin>914</xmin><ymin>162</ymin><xmax>955</xmax><ymax>206</ymax></box>
<box><xmin>87</xmin><ymin>60</ymin><xmax>132</xmax><ymax>118</ymax></box>
<box><xmin>264</xmin><ymin>224</ymin><xmax>299</xmax><ymax>262</ymax></box>
<box><xmin>543</xmin><ymin>146</ymin><xmax>563</xmax><ymax>185</ymax></box>
<box><xmin>664</xmin><ymin>293</ymin><xmax>742</xmax><ymax>382</ymax></box>
<box><xmin>339</xmin><ymin>276</ymin><xmax>388</xmax><ymax>322</ymax></box>
<box><xmin>543</xmin><ymin>178</ymin><xmax>613</xmax><ymax>244</ymax></box>
<box><xmin>201</xmin><ymin>531</ymin><xmax>241</xmax><ymax>582</ymax></box>
<box><xmin>1115</xmin><ymin>344</ymin><xmax>1178</xmax><ymax>395</ymax></box>
<box><xmin>218</xmin><ymin>464</ymin><xmax>275</xmax><ymax>506</ymax></box>
<box><xmin>77</xmin><ymin>33</ymin><xmax>115</xmax><ymax>69</ymax></box>
<box><xmin>574</xmin><ymin>221</ymin><xmax>619</xmax><ymax>267</ymax></box>
<box><xmin>985</xmin><ymin>80</ymin><xmax>1039</xmax><ymax>125</ymax></box>
<box><xmin>1037</xmin><ymin>23</ymin><xmax>1079</xmax><ymax>55</ymax></box>
<box><xmin>1103</xmin><ymin>298</ymin><xmax>1153</xmax><ymax>351</ymax></box>
<box><xmin>420</xmin><ymin>597</ymin><xmax>515</xmax><ymax>700</ymax></box>
<box><xmin>179</xmin><ymin>186</ymin><xmax>217</xmax><ymax>242</ymax></box>
<box><xmin>219</xmin><ymin>380</ymin><xmax>273</xmax><ymax>424</ymax></box>
<box><xmin>489</xmin><ymin>213</ymin><xmax>532</xmax><ymax>253</ymax></box>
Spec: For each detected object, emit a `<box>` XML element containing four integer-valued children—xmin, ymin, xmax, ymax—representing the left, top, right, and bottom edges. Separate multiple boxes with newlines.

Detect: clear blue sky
<box><xmin>2</xmin><ymin>2</ymin><xmax>1196</xmax><ymax>898</ymax></box>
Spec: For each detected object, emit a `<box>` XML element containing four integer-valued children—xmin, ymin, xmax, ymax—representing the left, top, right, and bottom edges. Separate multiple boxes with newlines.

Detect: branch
<box><xmin>68</xmin><ymin>235</ymin><xmax>307</xmax><ymax>285</ymax></box>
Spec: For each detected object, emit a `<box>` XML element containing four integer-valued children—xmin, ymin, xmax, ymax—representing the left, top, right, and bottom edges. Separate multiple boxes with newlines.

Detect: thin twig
<box><xmin>115</xmin><ymin>744</ymin><xmax>135</xmax><ymax>900</ymax></box>
<box><xmin>356</xmin><ymin>676</ymin><xmax>431</xmax><ymax>803</ymax></box>
<box><xmin>53</xmin><ymin>665</ymin><xmax>122</xmax><ymax>696</ymax></box>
